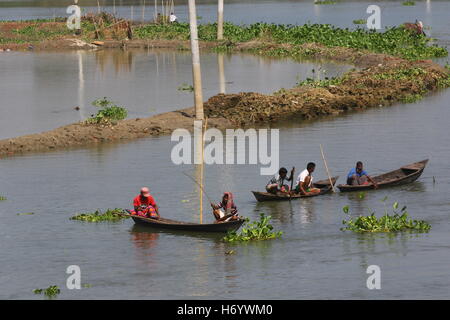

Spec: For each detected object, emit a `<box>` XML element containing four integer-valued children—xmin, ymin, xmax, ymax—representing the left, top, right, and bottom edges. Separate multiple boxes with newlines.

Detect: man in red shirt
<box><xmin>133</xmin><ymin>187</ymin><xmax>160</xmax><ymax>218</ymax></box>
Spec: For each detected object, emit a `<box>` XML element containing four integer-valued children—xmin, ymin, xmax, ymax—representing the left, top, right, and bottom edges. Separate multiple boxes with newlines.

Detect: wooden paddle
<box><xmin>289</xmin><ymin>167</ymin><xmax>295</xmax><ymax>200</ymax></box>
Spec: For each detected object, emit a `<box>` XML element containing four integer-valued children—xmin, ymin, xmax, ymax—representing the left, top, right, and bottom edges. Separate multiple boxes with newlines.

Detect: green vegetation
<box><xmin>341</xmin><ymin>198</ymin><xmax>431</xmax><ymax>233</ymax></box>
<box><xmin>353</xmin><ymin>19</ymin><xmax>366</xmax><ymax>25</ymax></box>
<box><xmin>297</xmin><ymin>76</ymin><xmax>343</xmax><ymax>88</ymax></box>
<box><xmin>17</xmin><ymin>212</ymin><xmax>34</xmax><ymax>216</ymax></box>
<box><xmin>314</xmin><ymin>0</ymin><xmax>338</xmax><ymax>4</ymax></box>
<box><xmin>133</xmin><ymin>22</ymin><xmax>447</xmax><ymax>60</ymax></box>
<box><xmin>87</xmin><ymin>98</ymin><xmax>127</xmax><ymax>124</ymax></box>
<box><xmin>1</xmin><ymin>19</ymin><xmax>447</xmax><ymax>61</ymax></box>
<box><xmin>33</xmin><ymin>285</ymin><xmax>60</xmax><ymax>298</ymax></box>
<box><xmin>402</xmin><ymin>1</ymin><xmax>415</xmax><ymax>6</ymax></box>
<box><xmin>70</xmin><ymin>208</ymin><xmax>128</xmax><ymax>222</ymax></box>
<box><xmin>223</xmin><ymin>214</ymin><xmax>282</xmax><ymax>242</ymax></box>
<box><xmin>373</xmin><ymin>66</ymin><xmax>427</xmax><ymax>80</ymax></box>
<box><xmin>401</xmin><ymin>94</ymin><xmax>424</xmax><ymax>103</ymax></box>
<box><xmin>177</xmin><ymin>83</ymin><xmax>194</xmax><ymax>92</ymax></box>
<box><xmin>0</xmin><ymin>196</ymin><xmax>6</xmax><ymax>201</ymax></box>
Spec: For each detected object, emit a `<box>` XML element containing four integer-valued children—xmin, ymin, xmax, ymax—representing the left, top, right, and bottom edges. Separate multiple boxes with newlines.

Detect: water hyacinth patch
<box><xmin>133</xmin><ymin>22</ymin><xmax>448</xmax><ymax>60</ymax></box>
<box><xmin>70</xmin><ymin>208</ymin><xmax>128</xmax><ymax>222</ymax></box>
<box><xmin>223</xmin><ymin>214</ymin><xmax>282</xmax><ymax>242</ymax></box>
<box><xmin>0</xmin><ymin>196</ymin><xmax>6</xmax><ymax>201</ymax></box>
<box><xmin>33</xmin><ymin>285</ymin><xmax>60</xmax><ymax>298</ymax></box>
<box><xmin>341</xmin><ymin>200</ymin><xmax>431</xmax><ymax>233</ymax></box>
<box><xmin>353</xmin><ymin>19</ymin><xmax>366</xmax><ymax>25</ymax></box>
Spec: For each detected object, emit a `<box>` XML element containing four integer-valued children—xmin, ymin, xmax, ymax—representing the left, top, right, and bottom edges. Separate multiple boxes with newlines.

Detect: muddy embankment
<box><xmin>0</xmin><ymin>37</ymin><xmax>449</xmax><ymax>157</ymax></box>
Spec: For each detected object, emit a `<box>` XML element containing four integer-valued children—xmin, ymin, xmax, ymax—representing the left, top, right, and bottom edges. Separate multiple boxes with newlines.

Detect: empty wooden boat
<box><xmin>251</xmin><ymin>176</ymin><xmax>338</xmax><ymax>202</ymax></box>
<box><xmin>337</xmin><ymin>159</ymin><xmax>428</xmax><ymax>192</ymax></box>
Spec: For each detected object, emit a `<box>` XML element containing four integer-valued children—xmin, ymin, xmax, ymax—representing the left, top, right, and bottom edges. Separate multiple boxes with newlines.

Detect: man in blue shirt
<box><xmin>347</xmin><ymin>161</ymin><xmax>378</xmax><ymax>188</ymax></box>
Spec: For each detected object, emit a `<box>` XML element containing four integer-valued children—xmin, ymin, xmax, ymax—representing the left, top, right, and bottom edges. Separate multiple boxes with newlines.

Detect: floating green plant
<box><xmin>402</xmin><ymin>1</ymin><xmax>415</xmax><ymax>6</ymax></box>
<box><xmin>223</xmin><ymin>214</ymin><xmax>282</xmax><ymax>242</ymax></box>
<box><xmin>70</xmin><ymin>208</ymin><xmax>128</xmax><ymax>222</ymax></box>
<box><xmin>177</xmin><ymin>83</ymin><xmax>194</xmax><ymax>92</ymax></box>
<box><xmin>353</xmin><ymin>19</ymin><xmax>366</xmax><ymax>25</ymax></box>
<box><xmin>33</xmin><ymin>285</ymin><xmax>60</xmax><ymax>298</ymax></box>
<box><xmin>87</xmin><ymin>97</ymin><xmax>128</xmax><ymax>124</ymax></box>
<box><xmin>314</xmin><ymin>0</ymin><xmax>338</xmax><ymax>4</ymax></box>
<box><xmin>0</xmin><ymin>196</ymin><xmax>6</xmax><ymax>201</ymax></box>
<box><xmin>17</xmin><ymin>212</ymin><xmax>34</xmax><ymax>216</ymax></box>
<box><xmin>341</xmin><ymin>199</ymin><xmax>431</xmax><ymax>233</ymax></box>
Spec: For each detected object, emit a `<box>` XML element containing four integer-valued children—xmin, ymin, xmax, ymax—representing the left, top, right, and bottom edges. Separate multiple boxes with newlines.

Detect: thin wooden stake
<box><xmin>199</xmin><ymin>117</ymin><xmax>208</xmax><ymax>224</ymax></box>
<box><xmin>188</xmin><ymin>0</ymin><xmax>204</xmax><ymax>120</ymax></box>
<box><xmin>217</xmin><ymin>0</ymin><xmax>224</xmax><ymax>40</ymax></box>
<box><xmin>320</xmin><ymin>144</ymin><xmax>336</xmax><ymax>193</ymax></box>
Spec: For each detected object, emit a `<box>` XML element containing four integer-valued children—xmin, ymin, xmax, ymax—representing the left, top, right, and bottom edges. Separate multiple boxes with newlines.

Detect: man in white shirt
<box><xmin>294</xmin><ymin>162</ymin><xmax>321</xmax><ymax>195</ymax></box>
<box><xmin>169</xmin><ymin>12</ymin><xmax>177</xmax><ymax>23</ymax></box>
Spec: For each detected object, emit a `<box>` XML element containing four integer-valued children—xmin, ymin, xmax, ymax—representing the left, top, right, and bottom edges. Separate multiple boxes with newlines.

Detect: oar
<box><xmin>319</xmin><ymin>144</ymin><xmax>336</xmax><ymax>193</ymax></box>
<box><xmin>289</xmin><ymin>167</ymin><xmax>295</xmax><ymax>200</ymax></box>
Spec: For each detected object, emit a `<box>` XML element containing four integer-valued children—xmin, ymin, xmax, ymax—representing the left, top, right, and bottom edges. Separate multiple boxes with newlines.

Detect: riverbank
<box><xmin>0</xmin><ymin>19</ymin><xmax>449</xmax><ymax>157</ymax></box>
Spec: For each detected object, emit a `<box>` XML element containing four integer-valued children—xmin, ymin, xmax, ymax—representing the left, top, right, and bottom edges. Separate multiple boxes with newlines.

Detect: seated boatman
<box><xmin>295</xmin><ymin>162</ymin><xmax>321</xmax><ymax>196</ymax></box>
<box><xmin>347</xmin><ymin>161</ymin><xmax>378</xmax><ymax>188</ymax></box>
<box><xmin>266</xmin><ymin>167</ymin><xmax>295</xmax><ymax>194</ymax></box>
<box><xmin>132</xmin><ymin>187</ymin><xmax>160</xmax><ymax>219</ymax></box>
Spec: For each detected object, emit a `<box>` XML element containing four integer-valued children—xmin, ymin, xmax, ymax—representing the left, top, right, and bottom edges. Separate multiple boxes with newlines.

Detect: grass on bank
<box><xmin>1</xmin><ymin>17</ymin><xmax>447</xmax><ymax>60</ymax></box>
<box><xmin>134</xmin><ymin>22</ymin><xmax>447</xmax><ymax>60</ymax></box>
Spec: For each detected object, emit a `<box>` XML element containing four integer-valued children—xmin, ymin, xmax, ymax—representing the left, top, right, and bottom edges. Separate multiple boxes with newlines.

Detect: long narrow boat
<box><xmin>337</xmin><ymin>159</ymin><xmax>429</xmax><ymax>192</ymax></box>
<box><xmin>251</xmin><ymin>176</ymin><xmax>339</xmax><ymax>202</ymax></box>
<box><xmin>128</xmin><ymin>214</ymin><xmax>245</xmax><ymax>233</ymax></box>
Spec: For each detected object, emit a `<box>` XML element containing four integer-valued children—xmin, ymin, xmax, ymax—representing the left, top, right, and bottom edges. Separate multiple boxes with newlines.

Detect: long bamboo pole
<box><xmin>142</xmin><ymin>0</ymin><xmax>146</xmax><ymax>23</ymax></box>
<box><xmin>320</xmin><ymin>144</ymin><xmax>336</xmax><ymax>193</ymax></box>
<box><xmin>188</xmin><ymin>0</ymin><xmax>204</xmax><ymax>120</ymax></box>
<box><xmin>217</xmin><ymin>0</ymin><xmax>224</xmax><ymax>40</ymax></box>
<box><xmin>199</xmin><ymin>118</ymin><xmax>208</xmax><ymax>224</ymax></box>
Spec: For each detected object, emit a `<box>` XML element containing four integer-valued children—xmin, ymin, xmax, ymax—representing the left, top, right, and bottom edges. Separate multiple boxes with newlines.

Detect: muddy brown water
<box><xmin>0</xmin><ymin>0</ymin><xmax>450</xmax><ymax>300</ymax></box>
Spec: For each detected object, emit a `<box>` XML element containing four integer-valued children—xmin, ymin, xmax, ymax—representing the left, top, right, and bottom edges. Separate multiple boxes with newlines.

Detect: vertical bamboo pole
<box><xmin>142</xmin><ymin>0</ymin><xmax>146</xmax><ymax>23</ymax></box>
<box><xmin>218</xmin><ymin>53</ymin><xmax>225</xmax><ymax>94</ymax></box>
<box><xmin>217</xmin><ymin>0</ymin><xmax>224</xmax><ymax>40</ymax></box>
<box><xmin>97</xmin><ymin>0</ymin><xmax>101</xmax><ymax>14</ymax></box>
<box><xmin>199</xmin><ymin>118</ymin><xmax>208</xmax><ymax>224</ymax></box>
<box><xmin>154</xmin><ymin>0</ymin><xmax>158</xmax><ymax>21</ymax></box>
<box><xmin>188</xmin><ymin>0</ymin><xmax>204</xmax><ymax>120</ymax></box>
<box><xmin>320</xmin><ymin>144</ymin><xmax>336</xmax><ymax>193</ymax></box>
<box><xmin>113</xmin><ymin>0</ymin><xmax>116</xmax><ymax>16</ymax></box>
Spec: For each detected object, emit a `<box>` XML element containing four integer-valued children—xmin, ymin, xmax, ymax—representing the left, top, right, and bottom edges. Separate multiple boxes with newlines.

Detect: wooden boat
<box><xmin>251</xmin><ymin>176</ymin><xmax>339</xmax><ymax>202</ymax></box>
<box><xmin>337</xmin><ymin>159</ymin><xmax>428</xmax><ymax>192</ymax></box>
<box><xmin>129</xmin><ymin>214</ymin><xmax>245</xmax><ymax>233</ymax></box>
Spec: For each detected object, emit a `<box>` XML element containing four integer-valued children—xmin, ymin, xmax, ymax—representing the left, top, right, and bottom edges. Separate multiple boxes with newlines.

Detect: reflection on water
<box><xmin>0</xmin><ymin>49</ymin><xmax>352</xmax><ymax>139</ymax></box>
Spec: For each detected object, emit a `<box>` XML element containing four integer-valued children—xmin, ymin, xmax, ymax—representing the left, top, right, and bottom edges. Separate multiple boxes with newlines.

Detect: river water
<box><xmin>0</xmin><ymin>49</ymin><xmax>351</xmax><ymax>139</ymax></box>
<box><xmin>0</xmin><ymin>0</ymin><xmax>450</xmax><ymax>300</ymax></box>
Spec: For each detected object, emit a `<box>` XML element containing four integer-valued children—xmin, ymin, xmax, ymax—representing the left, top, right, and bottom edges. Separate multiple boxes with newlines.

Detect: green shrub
<box><xmin>87</xmin><ymin>98</ymin><xmax>127</xmax><ymax>124</ymax></box>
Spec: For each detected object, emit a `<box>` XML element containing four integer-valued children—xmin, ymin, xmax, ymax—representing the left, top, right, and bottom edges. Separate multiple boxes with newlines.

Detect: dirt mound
<box><xmin>204</xmin><ymin>61</ymin><xmax>449</xmax><ymax>126</ymax></box>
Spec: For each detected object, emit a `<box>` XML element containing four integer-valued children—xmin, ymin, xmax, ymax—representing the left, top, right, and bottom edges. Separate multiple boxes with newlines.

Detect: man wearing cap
<box><xmin>133</xmin><ymin>187</ymin><xmax>160</xmax><ymax>218</ymax></box>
